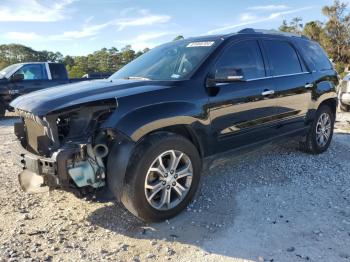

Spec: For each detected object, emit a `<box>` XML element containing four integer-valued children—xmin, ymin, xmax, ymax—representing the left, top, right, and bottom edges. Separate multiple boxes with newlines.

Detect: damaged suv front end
<box><xmin>12</xmin><ymin>99</ymin><xmax>117</xmax><ymax>193</ymax></box>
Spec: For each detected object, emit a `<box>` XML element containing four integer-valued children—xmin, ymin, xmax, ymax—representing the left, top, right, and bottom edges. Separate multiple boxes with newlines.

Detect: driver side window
<box><xmin>216</xmin><ymin>40</ymin><xmax>266</xmax><ymax>80</ymax></box>
<box><xmin>15</xmin><ymin>64</ymin><xmax>48</xmax><ymax>80</ymax></box>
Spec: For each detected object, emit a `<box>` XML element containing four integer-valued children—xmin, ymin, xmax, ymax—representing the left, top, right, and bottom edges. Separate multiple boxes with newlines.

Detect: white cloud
<box><xmin>0</xmin><ymin>0</ymin><xmax>74</xmax><ymax>22</ymax></box>
<box><xmin>115</xmin><ymin>14</ymin><xmax>171</xmax><ymax>31</ymax></box>
<box><xmin>240</xmin><ymin>13</ymin><xmax>259</xmax><ymax>22</ymax></box>
<box><xmin>248</xmin><ymin>5</ymin><xmax>290</xmax><ymax>11</ymax></box>
<box><xmin>6</xmin><ymin>32</ymin><xmax>42</xmax><ymax>41</ymax></box>
<box><xmin>116</xmin><ymin>32</ymin><xmax>173</xmax><ymax>51</ymax></box>
<box><xmin>133</xmin><ymin>32</ymin><xmax>172</xmax><ymax>42</ymax></box>
<box><xmin>52</xmin><ymin>10</ymin><xmax>171</xmax><ymax>40</ymax></box>
<box><xmin>207</xmin><ymin>6</ymin><xmax>313</xmax><ymax>34</ymax></box>
<box><xmin>51</xmin><ymin>21</ymin><xmax>112</xmax><ymax>40</ymax></box>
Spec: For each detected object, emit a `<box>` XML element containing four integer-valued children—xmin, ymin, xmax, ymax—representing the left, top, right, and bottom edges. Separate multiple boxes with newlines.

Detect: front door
<box><xmin>12</xmin><ymin>63</ymin><xmax>49</xmax><ymax>96</ymax></box>
<box><xmin>207</xmin><ymin>39</ymin><xmax>280</xmax><ymax>154</ymax></box>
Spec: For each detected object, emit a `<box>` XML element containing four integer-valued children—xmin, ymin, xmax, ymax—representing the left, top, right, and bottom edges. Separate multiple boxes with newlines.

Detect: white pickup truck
<box><xmin>339</xmin><ymin>74</ymin><xmax>350</xmax><ymax>111</ymax></box>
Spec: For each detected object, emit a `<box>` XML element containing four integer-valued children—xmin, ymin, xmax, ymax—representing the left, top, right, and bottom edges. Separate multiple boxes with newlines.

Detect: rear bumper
<box><xmin>12</xmin><ymin>140</ymin><xmax>79</xmax><ymax>190</ymax></box>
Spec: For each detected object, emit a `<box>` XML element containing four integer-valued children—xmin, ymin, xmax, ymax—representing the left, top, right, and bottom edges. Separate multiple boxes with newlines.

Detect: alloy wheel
<box><xmin>144</xmin><ymin>150</ymin><xmax>193</xmax><ymax>210</ymax></box>
<box><xmin>315</xmin><ymin>112</ymin><xmax>332</xmax><ymax>147</ymax></box>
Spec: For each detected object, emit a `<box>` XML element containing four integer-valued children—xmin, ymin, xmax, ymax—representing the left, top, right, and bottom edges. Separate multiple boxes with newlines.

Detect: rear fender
<box><xmin>307</xmin><ymin>80</ymin><xmax>337</xmax><ymax>122</ymax></box>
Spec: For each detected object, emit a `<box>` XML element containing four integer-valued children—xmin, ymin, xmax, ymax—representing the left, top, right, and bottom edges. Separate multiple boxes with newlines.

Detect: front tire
<box><xmin>302</xmin><ymin>105</ymin><xmax>335</xmax><ymax>154</ymax></box>
<box><xmin>120</xmin><ymin>132</ymin><xmax>201</xmax><ymax>222</ymax></box>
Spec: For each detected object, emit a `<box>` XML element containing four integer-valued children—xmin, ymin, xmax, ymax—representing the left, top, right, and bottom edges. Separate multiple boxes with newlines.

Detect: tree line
<box><xmin>0</xmin><ymin>44</ymin><xmax>150</xmax><ymax>78</ymax></box>
<box><xmin>279</xmin><ymin>0</ymin><xmax>350</xmax><ymax>76</ymax></box>
<box><xmin>0</xmin><ymin>1</ymin><xmax>349</xmax><ymax>77</ymax></box>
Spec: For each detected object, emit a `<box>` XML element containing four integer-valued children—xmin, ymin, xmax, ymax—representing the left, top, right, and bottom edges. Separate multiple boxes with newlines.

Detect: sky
<box><xmin>0</xmin><ymin>0</ymin><xmax>346</xmax><ymax>56</ymax></box>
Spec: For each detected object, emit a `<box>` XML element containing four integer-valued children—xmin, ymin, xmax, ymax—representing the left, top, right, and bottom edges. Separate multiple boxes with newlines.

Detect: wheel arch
<box><xmin>146</xmin><ymin>124</ymin><xmax>204</xmax><ymax>158</ymax></box>
<box><xmin>318</xmin><ymin>97</ymin><xmax>337</xmax><ymax>116</ymax></box>
<box><xmin>105</xmin><ymin>102</ymin><xmax>208</xmax><ymax>201</ymax></box>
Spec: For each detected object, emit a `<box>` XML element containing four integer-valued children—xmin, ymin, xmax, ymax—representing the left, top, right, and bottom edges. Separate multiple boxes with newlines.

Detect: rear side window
<box><xmin>263</xmin><ymin>40</ymin><xmax>302</xmax><ymax>76</ymax></box>
<box><xmin>215</xmin><ymin>40</ymin><xmax>265</xmax><ymax>80</ymax></box>
<box><xmin>49</xmin><ymin>63</ymin><xmax>68</xmax><ymax>80</ymax></box>
<box><xmin>297</xmin><ymin>40</ymin><xmax>332</xmax><ymax>71</ymax></box>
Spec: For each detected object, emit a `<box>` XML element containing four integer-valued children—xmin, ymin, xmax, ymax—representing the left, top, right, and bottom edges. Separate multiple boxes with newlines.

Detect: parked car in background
<box><xmin>338</xmin><ymin>73</ymin><xmax>350</xmax><ymax>111</ymax></box>
<box><xmin>0</xmin><ymin>62</ymin><xmax>105</xmax><ymax>117</ymax></box>
<box><xmin>11</xmin><ymin>29</ymin><xmax>338</xmax><ymax>222</ymax></box>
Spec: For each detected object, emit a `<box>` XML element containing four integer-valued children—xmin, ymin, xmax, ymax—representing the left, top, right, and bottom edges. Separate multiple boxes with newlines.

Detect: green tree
<box><xmin>68</xmin><ymin>65</ymin><xmax>86</xmax><ymax>78</ymax></box>
<box><xmin>173</xmin><ymin>35</ymin><xmax>184</xmax><ymax>41</ymax></box>
<box><xmin>279</xmin><ymin>1</ymin><xmax>350</xmax><ymax>76</ymax></box>
<box><xmin>322</xmin><ymin>0</ymin><xmax>350</xmax><ymax>64</ymax></box>
<box><xmin>0</xmin><ymin>41</ymin><xmax>152</xmax><ymax>76</ymax></box>
<box><xmin>120</xmin><ymin>45</ymin><xmax>136</xmax><ymax>65</ymax></box>
<box><xmin>63</xmin><ymin>55</ymin><xmax>75</xmax><ymax>67</ymax></box>
<box><xmin>279</xmin><ymin>17</ymin><xmax>303</xmax><ymax>34</ymax></box>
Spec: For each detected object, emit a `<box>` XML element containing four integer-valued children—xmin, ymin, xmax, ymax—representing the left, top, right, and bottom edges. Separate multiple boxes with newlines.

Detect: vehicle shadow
<box><xmin>87</xmin><ymin>138</ymin><xmax>301</xmax><ymax>260</ymax></box>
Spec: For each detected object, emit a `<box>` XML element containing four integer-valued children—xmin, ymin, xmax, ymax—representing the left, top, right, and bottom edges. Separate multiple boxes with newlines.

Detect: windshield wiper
<box><xmin>124</xmin><ymin>76</ymin><xmax>150</xmax><ymax>80</ymax></box>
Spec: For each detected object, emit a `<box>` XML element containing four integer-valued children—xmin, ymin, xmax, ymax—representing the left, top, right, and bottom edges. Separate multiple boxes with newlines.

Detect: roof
<box><xmin>235</xmin><ymin>28</ymin><xmax>309</xmax><ymax>39</ymax></box>
<box><xmin>182</xmin><ymin>28</ymin><xmax>310</xmax><ymax>45</ymax></box>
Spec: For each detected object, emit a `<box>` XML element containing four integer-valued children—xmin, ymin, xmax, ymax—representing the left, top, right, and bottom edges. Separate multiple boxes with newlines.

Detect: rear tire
<box><xmin>301</xmin><ymin>105</ymin><xmax>335</xmax><ymax>154</ymax></box>
<box><xmin>120</xmin><ymin>132</ymin><xmax>201</xmax><ymax>222</ymax></box>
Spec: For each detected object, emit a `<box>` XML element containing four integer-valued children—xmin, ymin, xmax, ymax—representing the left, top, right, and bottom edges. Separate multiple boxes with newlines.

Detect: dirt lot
<box><xmin>0</xmin><ymin>112</ymin><xmax>349</xmax><ymax>262</ymax></box>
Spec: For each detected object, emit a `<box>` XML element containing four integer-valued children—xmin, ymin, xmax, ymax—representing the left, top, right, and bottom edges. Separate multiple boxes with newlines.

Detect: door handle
<box><xmin>261</xmin><ymin>90</ymin><xmax>275</xmax><ymax>96</ymax></box>
<box><xmin>305</xmin><ymin>83</ymin><xmax>314</xmax><ymax>88</ymax></box>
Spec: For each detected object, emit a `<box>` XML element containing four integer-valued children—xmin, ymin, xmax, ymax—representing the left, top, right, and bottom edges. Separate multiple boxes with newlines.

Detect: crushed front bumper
<box><xmin>12</xmin><ymin>140</ymin><xmax>79</xmax><ymax>193</ymax></box>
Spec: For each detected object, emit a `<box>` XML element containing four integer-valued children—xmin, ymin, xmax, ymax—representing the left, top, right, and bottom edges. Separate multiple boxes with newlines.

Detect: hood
<box><xmin>10</xmin><ymin>79</ymin><xmax>170</xmax><ymax>116</ymax></box>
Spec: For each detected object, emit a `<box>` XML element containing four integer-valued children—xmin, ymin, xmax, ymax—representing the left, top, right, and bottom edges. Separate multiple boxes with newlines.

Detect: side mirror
<box><xmin>11</xmin><ymin>73</ymin><xmax>24</xmax><ymax>82</ymax></box>
<box><xmin>214</xmin><ymin>67</ymin><xmax>245</xmax><ymax>83</ymax></box>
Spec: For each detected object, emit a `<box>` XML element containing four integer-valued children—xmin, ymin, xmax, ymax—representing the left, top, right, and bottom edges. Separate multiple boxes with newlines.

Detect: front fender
<box><xmin>106</xmin><ymin>134</ymin><xmax>135</xmax><ymax>201</ymax></box>
<box><xmin>101</xmin><ymin>101</ymin><xmax>207</xmax><ymax>142</ymax></box>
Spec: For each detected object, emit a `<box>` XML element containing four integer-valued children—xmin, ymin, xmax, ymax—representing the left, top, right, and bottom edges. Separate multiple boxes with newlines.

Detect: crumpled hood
<box><xmin>10</xmin><ymin>79</ymin><xmax>169</xmax><ymax>116</ymax></box>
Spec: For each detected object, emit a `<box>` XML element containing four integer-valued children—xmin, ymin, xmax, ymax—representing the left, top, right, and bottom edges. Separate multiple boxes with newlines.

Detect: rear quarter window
<box><xmin>49</xmin><ymin>63</ymin><xmax>68</xmax><ymax>80</ymax></box>
<box><xmin>296</xmin><ymin>39</ymin><xmax>332</xmax><ymax>71</ymax></box>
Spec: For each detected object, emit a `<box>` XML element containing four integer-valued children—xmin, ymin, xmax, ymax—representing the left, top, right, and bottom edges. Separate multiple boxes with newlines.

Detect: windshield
<box><xmin>110</xmin><ymin>39</ymin><xmax>218</xmax><ymax>81</ymax></box>
<box><xmin>0</xmin><ymin>64</ymin><xmax>21</xmax><ymax>79</ymax></box>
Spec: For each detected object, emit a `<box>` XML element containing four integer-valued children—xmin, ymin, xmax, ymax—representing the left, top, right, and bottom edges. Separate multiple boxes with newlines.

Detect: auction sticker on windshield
<box><xmin>187</xmin><ymin>41</ymin><xmax>215</xmax><ymax>47</ymax></box>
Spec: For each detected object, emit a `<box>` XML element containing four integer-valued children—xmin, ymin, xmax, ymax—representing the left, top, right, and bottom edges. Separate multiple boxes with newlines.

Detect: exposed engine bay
<box><xmin>13</xmin><ymin>100</ymin><xmax>117</xmax><ymax>194</ymax></box>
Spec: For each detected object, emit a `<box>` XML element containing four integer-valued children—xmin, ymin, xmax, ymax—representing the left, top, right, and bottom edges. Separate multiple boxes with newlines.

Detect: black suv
<box><xmin>11</xmin><ymin>29</ymin><xmax>338</xmax><ymax>221</ymax></box>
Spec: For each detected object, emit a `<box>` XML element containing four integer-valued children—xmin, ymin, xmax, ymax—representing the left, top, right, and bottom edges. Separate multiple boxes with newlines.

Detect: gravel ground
<box><xmin>0</xmin><ymin>112</ymin><xmax>349</xmax><ymax>262</ymax></box>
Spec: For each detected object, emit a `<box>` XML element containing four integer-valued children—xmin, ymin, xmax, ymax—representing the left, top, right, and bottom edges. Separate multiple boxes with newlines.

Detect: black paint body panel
<box><xmin>11</xmin><ymin>33</ymin><xmax>338</xmax><ymax>158</ymax></box>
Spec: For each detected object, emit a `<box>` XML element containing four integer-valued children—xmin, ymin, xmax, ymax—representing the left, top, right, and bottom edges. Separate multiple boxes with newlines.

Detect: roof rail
<box><xmin>238</xmin><ymin>28</ymin><xmax>309</xmax><ymax>39</ymax></box>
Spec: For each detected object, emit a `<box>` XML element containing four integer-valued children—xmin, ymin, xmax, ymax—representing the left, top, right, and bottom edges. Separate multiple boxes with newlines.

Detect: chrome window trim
<box><xmin>215</xmin><ymin>72</ymin><xmax>311</xmax><ymax>86</ymax></box>
<box><xmin>246</xmin><ymin>72</ymin><xmax>311</xmax><ymax>81</ymax></box>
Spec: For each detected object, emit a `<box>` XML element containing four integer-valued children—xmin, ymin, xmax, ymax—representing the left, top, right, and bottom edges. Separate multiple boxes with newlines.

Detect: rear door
<box><xmin>260</xmin><ymin>39</ymin><xmax>314</xmax><ymax>133</ymax></box>
<box><xmin>207</xmin><ymin>39</ymin><xmax>281</xmax><ymax>153</ymax></box>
